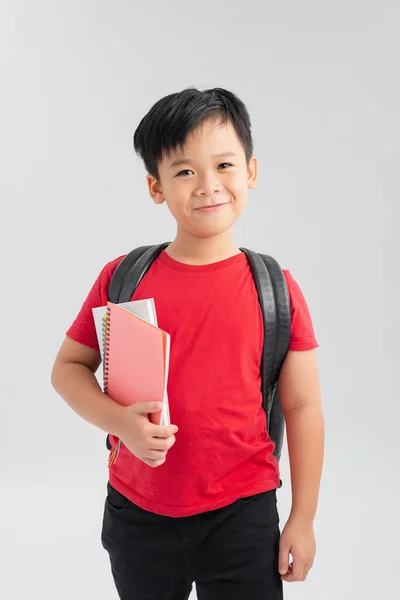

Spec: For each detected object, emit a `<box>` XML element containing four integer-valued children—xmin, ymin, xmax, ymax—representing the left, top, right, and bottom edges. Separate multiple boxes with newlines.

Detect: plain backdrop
<box><xmin>1</xmin><ymin>1</ymin><xmax>399</xmax><ymax>598</ymax></box>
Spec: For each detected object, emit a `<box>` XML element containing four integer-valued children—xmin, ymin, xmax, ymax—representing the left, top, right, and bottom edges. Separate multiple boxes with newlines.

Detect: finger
<box><xmin>281</xmin><ymin>570</ymin><xmax>306</xmax><ymax>582</ymax></box>
<box><xmin>143</xmin><ymin>449</ymin><xmax>167</xmax><ymax>461</ymax></box>
<box><xmin>280</xmin><ymin>562</ymin><xmax>292</xmax><ymax>580</ymax></box>
<box><xmin>278</xmin><ymin>549</ymin><xmax>290</xmax><ymax>576</ymax></box>
<box><xmin>280</xmin><ymin>563</ymin><xmax>296</xmax><ymax>582</ymax></box>
<box><xmin>292</xmin><ymin>561</ymin><xmax>305</xmax><ymax>582</ymax></box>
<box><xmin>150</xmin><ymin>424</ymin><xmax>179</xmax><ymax>438</ymax></box>
<box><xmin>134</xmin><ymin>401</ymin><xmax>163</xmax><ymax>415</ymax></box>
<box><xmin>148</xmin><ymin>435</ymin><xmax>176</xmax><ymax>452</ymax></box>
<box><xmin>144</xmin><ymin>456</ymin><xmax>166</xmax><ymax>468</ymax></box>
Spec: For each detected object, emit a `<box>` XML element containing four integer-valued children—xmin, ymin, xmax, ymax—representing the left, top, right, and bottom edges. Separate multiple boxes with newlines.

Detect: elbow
<box><xmin>50</xmin><ymin>364</ymin><xmax>58</xmax><ymax>390</ymax></box>
<box><xmin>50</xmin><ymin>361</ymin><xmax>63</xmax><ymax>390</ymax></box>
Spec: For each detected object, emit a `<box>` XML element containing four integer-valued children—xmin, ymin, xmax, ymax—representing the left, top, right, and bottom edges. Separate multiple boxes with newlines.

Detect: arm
<box><xmin>278</xmin><ymin>348</ymin><xmax>325</xmax><ymax>523</ymax></box>
<box><xmin>276</xmin><ymin>348</ymin><xmax>324</xmax><ymax>581</ymax></box>
<box><xmin>51</xmin><ymin>336</ymin><xmax>126</xmax><ymax>437</ymax></box>
<box><xmin>51</xmin><ymin>337</ymin><xmax>179</xmax><ymax>468</ymax></box>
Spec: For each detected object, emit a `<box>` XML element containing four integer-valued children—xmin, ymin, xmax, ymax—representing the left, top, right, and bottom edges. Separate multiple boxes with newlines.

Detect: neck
<box><xmin>165</xmin><ymin>229</ymin><xmax>241</xmax><ymax>266</ymax></box>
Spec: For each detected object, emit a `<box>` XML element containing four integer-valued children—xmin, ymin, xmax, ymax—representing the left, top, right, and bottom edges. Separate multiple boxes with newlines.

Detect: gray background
<box><xmin>1</xmin><ymin>1</ymin><xmax>398</xmax><ymax>598</ymax></box>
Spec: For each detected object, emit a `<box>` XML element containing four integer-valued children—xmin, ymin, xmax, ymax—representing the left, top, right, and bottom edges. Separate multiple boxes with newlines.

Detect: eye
<box><xmin>176</xmin><ymin>163</ymin><xmax>233</xmax><ymax>177</ymax></box>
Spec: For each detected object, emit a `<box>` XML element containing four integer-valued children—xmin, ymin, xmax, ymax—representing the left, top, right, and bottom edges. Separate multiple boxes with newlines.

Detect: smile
<box><xmin>195</xmin><ymin>202</ymin><xmax>230</xmax><ymax>212</ymax></box>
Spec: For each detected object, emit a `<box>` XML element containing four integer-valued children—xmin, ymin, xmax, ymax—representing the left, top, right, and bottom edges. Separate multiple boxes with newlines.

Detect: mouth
<box><xmin>195</xmin><ymin>202</ymin><xmax>230</xmax><ymax>212</ymax></box>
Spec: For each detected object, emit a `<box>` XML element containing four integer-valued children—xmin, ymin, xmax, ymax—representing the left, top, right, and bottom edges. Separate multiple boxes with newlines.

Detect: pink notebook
<box><xmin>103</xmin><ymin>301</ymin><xmax>170</xmax><ymax>426</ymax></box>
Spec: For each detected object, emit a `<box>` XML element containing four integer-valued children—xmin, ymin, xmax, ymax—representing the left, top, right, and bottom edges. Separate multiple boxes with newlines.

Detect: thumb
<box><xmin>278</xmin><ymin>545</ymin><xmax>290</xmax><ymax>575</ymax></box>
<box><xmin>134</xmin><ymin>401</ymin><xmax>163</xmax><ymax>415</ymax></box>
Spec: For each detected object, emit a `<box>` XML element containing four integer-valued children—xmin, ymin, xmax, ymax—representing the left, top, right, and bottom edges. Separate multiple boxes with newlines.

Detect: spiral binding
<box><xmin>102</xmin><ymin>308</ymin><xmax>110</xmax><ymax>394</ymax></box>
<box><xmin>102</xmin><ymin>306</ymin><xmax>122</xmax><ymax>467</ymax></box>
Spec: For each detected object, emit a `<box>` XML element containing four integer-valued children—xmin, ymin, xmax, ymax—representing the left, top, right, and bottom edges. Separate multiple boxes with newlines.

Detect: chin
<box><xmin>196</xmin><ymin>221</ymin><xmax>238</xmax><ymax>237</ymax></box>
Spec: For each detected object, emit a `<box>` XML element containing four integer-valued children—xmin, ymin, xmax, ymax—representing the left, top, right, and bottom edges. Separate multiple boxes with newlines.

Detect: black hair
<box><xmin>133</xmin><ymin>87</ymin><xmax>253</xmax><ymax>181</ymax></box>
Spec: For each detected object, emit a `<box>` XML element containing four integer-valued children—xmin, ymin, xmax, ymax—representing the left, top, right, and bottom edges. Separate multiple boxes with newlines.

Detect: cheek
<box><xmin>227</xmin><ymin>171</ymin><xmax>249</xmax><ymax>191</ymax></box>
<box><xmin>164</xmin><ymin>185</ymin><xmax>191</xmax><ymax>218</ymax></box>
<box><xmin>230</xmin><ymin>182</ymin><xmax>249</xmax><ymax>202</ymax></box>
<box><xmin>168</xmin><ymin>180</ymin><xmax>189</xmax><ymax>199</ymax></box>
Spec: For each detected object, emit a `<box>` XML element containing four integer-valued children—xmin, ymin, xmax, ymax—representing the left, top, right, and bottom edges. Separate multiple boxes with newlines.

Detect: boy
<box><xmin>51</xmin><ymin>87</ymin><xmax>324</xmax><ymax>600</ymax></box>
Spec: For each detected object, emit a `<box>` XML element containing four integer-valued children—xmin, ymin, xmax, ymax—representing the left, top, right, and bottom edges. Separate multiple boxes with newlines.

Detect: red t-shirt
<box><xmin>66</xmin><ymin>249</ymin><xmax>318</xmax><ymax>517</ymax></box>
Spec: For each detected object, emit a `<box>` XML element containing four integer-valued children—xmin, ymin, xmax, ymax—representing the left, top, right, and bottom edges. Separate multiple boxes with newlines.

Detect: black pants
<box><xmin>101</xmin><ymin>482</ymin><xmax>283</xmax><ymax>600</ymax></box>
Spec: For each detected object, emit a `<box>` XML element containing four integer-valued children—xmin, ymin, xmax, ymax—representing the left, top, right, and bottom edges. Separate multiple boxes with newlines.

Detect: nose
<box><xmin>195</xmin><ymin>171</ymin><xmax>220</xmax><ymax>196</ymax></box>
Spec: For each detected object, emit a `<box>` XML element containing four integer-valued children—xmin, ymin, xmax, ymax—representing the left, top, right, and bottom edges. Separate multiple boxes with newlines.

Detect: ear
<box><xmin>247</xmin><ymin>155</ymin><xmax>258</xmax><ymax>189</ymax></box>
<box><xmin>146</xmin><ymin>175</ymin><xmax>165</xmax><ymax>205</ymax></box>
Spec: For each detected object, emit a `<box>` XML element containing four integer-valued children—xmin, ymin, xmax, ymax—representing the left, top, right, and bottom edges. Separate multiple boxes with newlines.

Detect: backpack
<box><xmin>105</xmin><ymin>242</ymin><xmax>291</xmax><ymax>462</ymax></box>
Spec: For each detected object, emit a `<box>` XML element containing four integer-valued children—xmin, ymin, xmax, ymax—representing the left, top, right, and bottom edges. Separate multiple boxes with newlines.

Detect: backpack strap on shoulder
<box><xmin>240</xmin><ymin>248</ymin><xmax>291</xmax><ymax>460</ymax></box>
<box><xmin>240</xmin><ymin>248</ymin><xmax>290</xmax><ymax>396</ymax></box>
<box><xmin>257</xmin><ymin>253</ymin><xmax>291</xmax><ymax>387</ymax></box>
<box><xmin>258</xmin><ymin>252</ymin><xmax>291</xmax><ymax>462</ymax></box>
<box><xmin>108</xmin><ymin>242</ymin><xmax>170</xmax><ymax>303</ymax></box>
<box><xmin>105</xmin><ymin>242</ymin><xmax>170</xmax><ymax>451</ymax></box>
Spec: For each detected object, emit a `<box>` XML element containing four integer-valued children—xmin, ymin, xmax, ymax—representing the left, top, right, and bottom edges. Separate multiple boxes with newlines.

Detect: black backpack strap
<box><xmin>259</xmin><ymin>253</ymin><xmax>291</xmax><ymax>462</ymax></box>
<box><xmin>105</xmin><ymin>242</ymin><xmax>170</xmax><ymax>451</ymax></box>
<box><xmin>258</xmin><ymin>252</ymin><xmax>291</xmax><ymax>391</ymax></box>
<box><xmin>108</xmin><ymin>242</ymin><xmax>170</xmax><ymax>303</ymax></box>
<box><xmin>240</xmin><ymin>248</ymin><xmax>291</xmax><ymax>460</ymax></box>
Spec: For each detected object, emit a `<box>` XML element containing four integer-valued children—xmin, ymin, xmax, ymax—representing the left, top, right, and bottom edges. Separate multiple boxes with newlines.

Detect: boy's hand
<box><xmin>278</xmin><ymin>515</ymin><xmax>316</xmax><ymax>582</ymax></box>
<box><xmin>117</xmin><ymin>402</ymin><xmax>178</xmax><ymax>468</ymax></box>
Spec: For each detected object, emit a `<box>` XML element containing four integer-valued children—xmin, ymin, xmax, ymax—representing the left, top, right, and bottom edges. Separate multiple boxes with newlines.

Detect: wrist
<box><xmin>289</xmin><ymin>507</ymin><xmax>315</xmax><ymax>525</ymax></box>
<box><xmin>103</xmin><ymin>394</ymin><xmax>127</xmax><ymax>438</ymax></box>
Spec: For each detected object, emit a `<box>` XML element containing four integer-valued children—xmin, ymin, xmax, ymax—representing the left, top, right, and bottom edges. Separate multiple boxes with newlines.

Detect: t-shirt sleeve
<box><xmin>65</xmin><ymin>256</ymin><xmax>125</xmax><ymax>351</ymax></box>
<box><xmin>282</xmin><ymin>269</ymin><xmax>319</xmax><ymax>351</ymax></box>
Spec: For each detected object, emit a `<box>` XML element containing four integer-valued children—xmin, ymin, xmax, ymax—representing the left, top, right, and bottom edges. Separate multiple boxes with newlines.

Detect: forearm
<box><xmin>284</xmin><ymin>404</ymin><xmax>325</xmax><ymax>522</ymax></box>
<box><xmin>51</xmin><ymin>362</ymin><xmax>126</xmax><ymax>437</ymax></box>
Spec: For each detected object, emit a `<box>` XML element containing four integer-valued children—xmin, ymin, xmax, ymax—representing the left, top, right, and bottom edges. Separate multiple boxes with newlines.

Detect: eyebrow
<box><xmin>169</xmin><ymin>152</ymin><xmax>238</xmax><ymax>168</ymax></box>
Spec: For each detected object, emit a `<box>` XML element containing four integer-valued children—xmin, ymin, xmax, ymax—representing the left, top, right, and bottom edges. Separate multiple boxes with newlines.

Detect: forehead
<box><xmin>163</xmin><ymin>119</ymin><xmax>244</xmax><ymax>165</ymax></box>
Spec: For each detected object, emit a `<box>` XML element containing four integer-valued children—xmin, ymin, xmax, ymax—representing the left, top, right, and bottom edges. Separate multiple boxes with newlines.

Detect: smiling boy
<box><xmin>51</xmin><ymin>87</ymin><xmax>324</xmax><ymax>600</ymax></box>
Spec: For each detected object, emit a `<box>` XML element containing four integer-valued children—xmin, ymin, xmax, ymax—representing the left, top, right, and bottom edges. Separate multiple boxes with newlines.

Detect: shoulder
<box><xmin>281</xmin><ymin>268</ymin><xmax>315</xmax><ymax>320</ymax></box>
<box><xmin>281</xmin><ymin>269</ymin><xmax>305</xmax><ymax>304</ymax></box>
<box><xmin>253</xmin><ymin>256</ymin><xmax>303</xmax><ymax>305</ymax></box>
<box><xmin>65</xmin><ymin>253</ymin><xmax>128</xmax><ymax>350</ymax></box>
<box><xmin>281</xmin><ymin>268</ymin><xmax>294</xmax><ymax>284</ymax></box>
<box><xmin>102</xmin><ymin>254</ymin><xmax>127</xmax><ymax>280</ymax></box>
<box><xmin>89</xmin><ymin>254</ymin><xmax>127</xmax><ymax>304</ymax></box>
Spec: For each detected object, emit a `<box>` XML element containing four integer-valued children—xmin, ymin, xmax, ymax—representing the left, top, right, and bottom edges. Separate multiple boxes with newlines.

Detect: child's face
<box><xmin>147</xmin><ymin>118</ymin><xmax>257</xmax><ymax>239</ymax></box>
